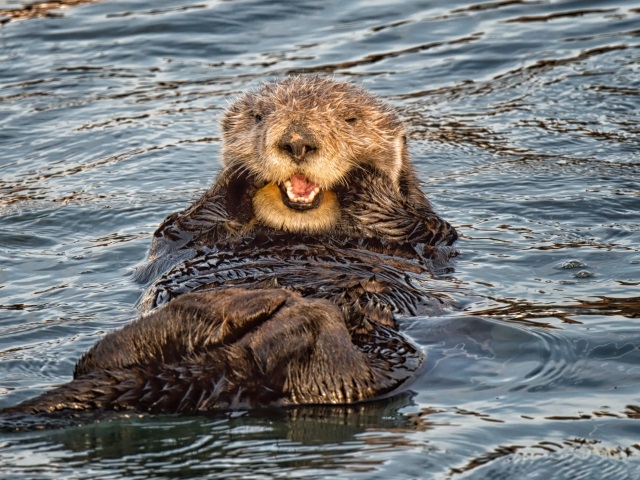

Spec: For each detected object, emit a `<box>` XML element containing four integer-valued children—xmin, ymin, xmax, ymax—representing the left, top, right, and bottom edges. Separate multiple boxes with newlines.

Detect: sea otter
<box><xmin>2</xmin><ymin>76</ymin><xmax>457</xmax><ymax>417</ymax></box>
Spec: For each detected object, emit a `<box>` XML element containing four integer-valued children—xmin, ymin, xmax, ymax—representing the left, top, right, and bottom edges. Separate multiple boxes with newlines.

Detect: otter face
<box><xmin>221</xmin><ymin>76</ymin><xmax>409</xmax><ymax>233</ymax></box>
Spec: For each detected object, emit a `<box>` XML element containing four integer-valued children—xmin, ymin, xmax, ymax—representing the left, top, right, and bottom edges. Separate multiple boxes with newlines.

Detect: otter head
<box><xmin>221</xmin><ymin>76</ymin><xmax>410</xmax><ymax>233</ymax></box>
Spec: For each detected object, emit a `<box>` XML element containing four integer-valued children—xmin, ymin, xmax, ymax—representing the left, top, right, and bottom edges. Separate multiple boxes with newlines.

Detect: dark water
<box><xmin>1</xmin><ymin>0</ymin><xmax>639</xmax><ymax>477</ymax></box>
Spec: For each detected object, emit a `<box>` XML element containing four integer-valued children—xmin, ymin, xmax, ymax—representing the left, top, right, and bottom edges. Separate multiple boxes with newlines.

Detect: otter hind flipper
<box><xmin>3</xmin><ymin>289</ymin><xmax>424</xmax><ymax>420</ymax></box>
<box><xmin>74</xmin><ymin>290</ymin><xmax>288</xmax><ymax>377</ymax></box>
<box><xmin>354</xmin><ymin>324</ymin><xmax>425</xmax><ymax>395</ymax></box>
<box><xmin>237</xmin><ymin>296</ymin><xmax>425</xmax><ymax>405</ymax></box>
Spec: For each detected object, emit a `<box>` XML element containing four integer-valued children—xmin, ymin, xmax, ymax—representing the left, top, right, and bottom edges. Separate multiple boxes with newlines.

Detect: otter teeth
<box><xmin>284</xmin><ymin>181</ymin><xmax>320</xmax><ymax>204</ymax></box>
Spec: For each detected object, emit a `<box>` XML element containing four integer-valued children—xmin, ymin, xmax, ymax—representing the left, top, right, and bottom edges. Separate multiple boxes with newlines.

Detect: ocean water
<box><xmin>0</xmin><ymin>0</ymin><xmax>639</xmax><ymax>478</ymax></box>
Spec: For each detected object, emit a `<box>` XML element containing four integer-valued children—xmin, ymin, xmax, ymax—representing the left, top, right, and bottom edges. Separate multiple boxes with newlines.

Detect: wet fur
<box><xmin>5</xmin><ymin>290</ymin><xmax>421</xmax><ymax>415</ymax></box>
<box><xmin>222</xmin><ymin>76</ymin><xmax>410</xmax><ymax>191</ymax></box>
<box><xmin>3</xmin><ymin>76</ymin><xmax>458</xmax><ymax>419</ymax></box>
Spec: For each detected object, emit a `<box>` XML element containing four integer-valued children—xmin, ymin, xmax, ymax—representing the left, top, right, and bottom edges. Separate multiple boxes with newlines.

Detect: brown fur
<box><xmin>221</xmin><ymin>76</ymin><xmax>423</xmax><ymax>234</ymax></box>
<box><xmin>128</xmin><ymin>76</ymin><xmax>457</xmax><ymax>281</ymax></box>
<box><xmin>136</xmin><ymin>76</ymin><xmax>458</xmax><ymax>299</ymax></box>
<box><xmin>2</xmin><ymin>77</ymin><xmax>458</xmax><ymax>421</ymax></box>
<box><xmin>5</xmin><ymin>289</ymin><xmax>422</xmax><ymax>415</ymax></box>
<box><xmin>223</xmin><ymin>76</ymin><xmax>408</xmax><ymax>188</ymax></box>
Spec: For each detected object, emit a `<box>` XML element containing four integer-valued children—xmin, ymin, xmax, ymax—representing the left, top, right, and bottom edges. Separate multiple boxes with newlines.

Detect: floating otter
<box><xmin>2</xmin><ymin>76</ymin><xmax>457</xmax><ymax>417</ymax></box>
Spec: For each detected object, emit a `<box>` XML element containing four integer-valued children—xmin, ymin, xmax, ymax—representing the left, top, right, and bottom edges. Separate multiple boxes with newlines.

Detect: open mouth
<box><xmin>280</xmin><ymin>173</ymin><xmax>322</xmax><ymax>210</ymax></box>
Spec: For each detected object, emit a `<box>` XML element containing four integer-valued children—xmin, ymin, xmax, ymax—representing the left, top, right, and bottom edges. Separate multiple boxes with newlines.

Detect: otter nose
<box><xmin>278</xmin><ymin>125</ymin><xmax>317</xmax><ymax>164</ymax></box>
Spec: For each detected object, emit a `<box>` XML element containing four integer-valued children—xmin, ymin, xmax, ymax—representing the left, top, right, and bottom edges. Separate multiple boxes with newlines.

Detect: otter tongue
<box><xmin>290</xmin><ymin>173</ymin><xmax>317</xmax><ymax>198</ymax></box>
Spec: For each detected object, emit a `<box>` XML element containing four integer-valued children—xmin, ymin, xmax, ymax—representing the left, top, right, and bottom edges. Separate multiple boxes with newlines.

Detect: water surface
<box><xmin>1</xmin><ymin>0</ymin><xmax>639</xmax><ymax>478</ymax></box>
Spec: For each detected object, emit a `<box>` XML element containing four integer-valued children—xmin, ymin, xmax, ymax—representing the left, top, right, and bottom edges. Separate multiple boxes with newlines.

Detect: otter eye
<box><xmin>345</xmin><ymin>117</ymin><xmax>358</xmax><ymax>124</ymax></box>
<box><xmin>254</xmin><ymin>113</ymin><xmax>263</xmax><ymax>123</ymax></box>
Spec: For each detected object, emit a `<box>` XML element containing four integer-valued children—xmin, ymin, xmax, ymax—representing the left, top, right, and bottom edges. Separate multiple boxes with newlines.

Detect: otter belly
<box><xmin>142</xmin><ymin>232</ymin><xmax>455</xmax><ymax>326</ymax></box>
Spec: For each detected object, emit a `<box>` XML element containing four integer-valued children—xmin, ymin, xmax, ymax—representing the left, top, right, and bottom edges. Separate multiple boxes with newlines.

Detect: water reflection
<box><xmin>471</xmin><ymin>295</ymin><xmax>640</xmax><ymax>324</ymax></box>
<box><xmin>1</xmin><ymin>395</ymin><xmax>426</xmax><ymax>478</ymax></box>
<box><xmin>452</xmin><ymin>438</ymin><xmax>640</xmax><ymax>479</ymax></box>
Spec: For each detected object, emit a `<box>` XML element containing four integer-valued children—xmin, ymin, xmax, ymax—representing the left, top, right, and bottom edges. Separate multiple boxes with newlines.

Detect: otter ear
<box><xmin>221</xmin><ymin>93</ymin><xmax>257</xmax><ymax>167</ymax></box>
<box><xmin>221</xmin><ymin>93</ymin><xmax>256</xmax><ymax>134</ymax></box>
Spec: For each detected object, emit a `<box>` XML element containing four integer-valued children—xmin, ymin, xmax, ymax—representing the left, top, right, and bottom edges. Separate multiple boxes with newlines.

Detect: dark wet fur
<box><xmin>2</xmin><ymin>164</ymin><xmax>456</xmax><ymax>421</ymax></box>
<box><xmin>136</xmin><ymin>165</ymin><xmax>457</xmax><ymax>290</ymax></box>
<box><xmin>3</xmin><ymin>289</ymin><xmax>422</xmax><ymax>418</ymax></box>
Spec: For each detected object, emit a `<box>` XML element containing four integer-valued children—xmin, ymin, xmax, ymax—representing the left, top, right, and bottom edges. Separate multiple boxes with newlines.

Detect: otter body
<box><xmin>3</xmin><ymin>76</ymin><xmax>457</xmax><ymax>418</ymax></box>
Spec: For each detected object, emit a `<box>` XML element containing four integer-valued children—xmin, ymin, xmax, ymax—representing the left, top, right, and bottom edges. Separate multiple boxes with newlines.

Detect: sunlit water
<box><xmin>1</xmin><ymin>0</ymin><xmax>639</xmax><ymax>478</ymax></box>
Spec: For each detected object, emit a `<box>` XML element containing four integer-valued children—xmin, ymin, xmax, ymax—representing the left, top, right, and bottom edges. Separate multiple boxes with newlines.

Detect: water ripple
<box><xmin>1</xmin><ymin>0</ymin><xmax>639</xmax><ymax>478</ymax></box>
